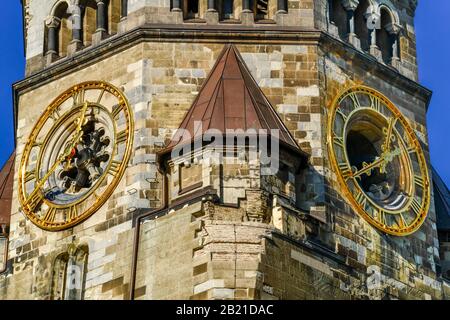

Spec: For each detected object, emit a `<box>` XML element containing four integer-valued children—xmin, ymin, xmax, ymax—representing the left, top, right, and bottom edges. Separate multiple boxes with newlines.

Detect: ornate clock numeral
<box><xmin>348</xmin><ymin>92</ymin><xmax>361</xmax><ymax>109</ymax></box>
<box><xmin>112</xmin><ymin>104</ymin><xmax>123</xmax><ymax>119</ymax></box>
<box><xmin>108</xmin><ymin>161</ymin><xmax>121</xmax><ymax>175</ymax></box>
<box><xmin>414</xmin><ymin>175</ymin><xmax>425</xmax><ymax>189</ymax></box>
<box><xmin>411</xmin><ymin>198</ymin><xmax>422</xmax><ymax>216</ymax></box>
<box><xmin>377</xmin><ymin>209</ymin><xmax>387</xmax><ymax>226</ymax></box>
<box><xmin>43</xmin><ymin>207</ymin><xmax>57</xmax><ymax>223</ymax></box>
<box><xmin>32</xmin><ymin>141</ymin><xmax>43</xmax><ymax>148</ymax></box>
<box><xmin>27</xmin><ymin>190</ymin><xmax>44</xmax><ymax>212</ymax></box>
<box><xmin>397</xmin><ymin>213</ymin><xmax>407</xmax><ymax>228</ymax></box>
<box><xmin>97</xmin><ymin>89</ymin><xmax>106</xmax><ymax>104</ymax></box>
<box><xmin>354</xmin><ymin>191</ymin><xmax>366</xmax><ymax>208</ymax></box>
<box><xmin>24</xmin><ymin>171</ymin><xmax>36</xmax><ymax>183</ymax></box>
<box><xmin>336</xmin><ymin>109</ymin><xmax>348</xmax><ymax>121</ymax></box>
<box><xmin>49</xmin><ymin>107</ymin><xmax>61</xmax><ymax>122</ymax></box>
<box><xmin>338</xmin><ymin>162</ymin><xmax>353</xmax><ymax>181</ymax></box>
<box><xmin>406</xmin><ymin>145</ymin><xmax>417</xmax><ymax>154</ymax></box>
<box><xmin>116</xmin><ymin>130</ymin><xmax>127</xmax><ymax>144</ymax></box>
<box><xmin>68</xmin><ymin>205</ymin><xmax>78</xmax><ymax>221</ymax></box>
<box><xmin>333</xmin><ymin>136</ymin><xmax>344</xmax><ymax>148</ymax></box>
<box><xmin>73</xmin><ymin>89</ymin><xmax>85</xmax><ymax>106</ymax></box>
<box><xmin>369</xmin><ymin>95</ymin><xmax>381</xmax><ymax>112</ymax></box>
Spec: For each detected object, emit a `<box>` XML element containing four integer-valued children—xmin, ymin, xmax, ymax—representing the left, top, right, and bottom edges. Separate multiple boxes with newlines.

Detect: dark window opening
<box><xmin>185</xmin><ymin>0</ymin><xmax>199</xmax><ymax>19</ymax></box>
<box><xmin>330</xmin><ymin>0</ymin><xmax>348</xmax><ymax>39</ymax></box>
<box><xmin>354</xmin><ymin>0</ymin><xmax>370</xmax><ymax>51</ymax></box>
<box><xmin>377</xmin><ymin>8</ymin><xmax>395</xmax><ymax>64</ymax></box>
<box><xmin>255</xmin><ymin>0</ymin><xmax>269</xmax><ymax>20</ymax></box>
<box><xmin>223</xmin><ymin>0</ymin><xmax>234</xmax><ymax>19</ymax></box>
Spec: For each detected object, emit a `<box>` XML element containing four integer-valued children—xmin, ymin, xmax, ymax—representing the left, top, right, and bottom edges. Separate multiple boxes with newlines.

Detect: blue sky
<box><xmin>0</xmin><ymin>1</ymin><xmax>449</xmax><ymax>187</ymax></box>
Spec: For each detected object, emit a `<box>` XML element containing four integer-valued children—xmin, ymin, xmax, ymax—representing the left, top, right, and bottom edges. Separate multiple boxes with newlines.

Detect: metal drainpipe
<box><xmin>129</xmin><ymin>166</ymin><xmax>168</xmax><ymax>300</ymax></box>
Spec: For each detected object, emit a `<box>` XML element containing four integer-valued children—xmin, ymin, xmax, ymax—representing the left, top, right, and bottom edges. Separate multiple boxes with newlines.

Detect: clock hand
<box><xmin>62</xmin><ymin>101</ymin><xmax>90</xmax><ymax>165</ymax></box>
<box><xmin>75</xmin><ymin>101</ymin><xmax>89</xmax><ymax>133</ymax></box>
<box><xmin>383</xmin><ymin>147</ymin><xmax>402</xmax><ymax>162</ymax></box>
<box><xmin>353</xmin><ymin>157</ymin><xmax>386</xmax><ymax>179</ymax></box>
<box><xmin>63</xmin><ymin>101</ymin><xmax>89</xmax><ymax>152</ymax></box>
<box><xmin>353</xmin><ymin>147</ymin><xmax>402</xmax><ymax>179</ymax></box>
<box><xmin>23</xmin><ymin>151</ymin><xmax>69</xmax><ymax>207</ymax></box>
<box><xmin>24</xmin><ymin>104</ymin><xmax>90</xmax><ymax>207</ymax></box>
<box><xmin>382</xmin><ymin>117</ymin><xmax>397</xmax><ymax>153</ymax></box>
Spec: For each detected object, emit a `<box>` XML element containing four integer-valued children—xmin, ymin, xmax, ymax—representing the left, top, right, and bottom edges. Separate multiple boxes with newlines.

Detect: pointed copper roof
<box><xmin>0</xmin><ymin>152</ymin><xmax>15</xmax><ymax>231</ymax></box>
<box><xmin>160</xmin><ymin>45</ymin><xmax>307</xmax><ymax>159</ymax></box>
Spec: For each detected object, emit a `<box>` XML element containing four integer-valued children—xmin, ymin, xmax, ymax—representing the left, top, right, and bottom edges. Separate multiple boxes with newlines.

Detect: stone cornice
<box><xmin>14</xmin><ymin>24</ymin><xmax>322</xmax><ymax>95</ymax></box>
<box><xmin>12</xmin><ymin>24</ymin><xmax>432</xmax><ymax>144</ymax></box>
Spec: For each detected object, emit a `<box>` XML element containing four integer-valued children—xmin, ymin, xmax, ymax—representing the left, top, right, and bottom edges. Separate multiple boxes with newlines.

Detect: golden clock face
<box><xmin>18</xmin><ymin>81</ymin><xmax>134</xmax><ymax>231</ymax></box>
<box><xmin>327</xmin><ymin>85</ymin><xmax>430</xmax><ymax>236</ymax></box>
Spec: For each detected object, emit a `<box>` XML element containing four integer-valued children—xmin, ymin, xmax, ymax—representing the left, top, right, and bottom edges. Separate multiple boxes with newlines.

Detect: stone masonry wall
<box><xmin>318</xmin><ymin>37</ymin><xmax>443</xmax><ymax>299</ymax></box>
<box><xmin>1</xmin><ymin>41</ymin><xmax>325</xmax><ymax>299</ymax></box>
<box><xmin>4</xmin><ymin>0</ymin><xmax>444</xmax><ymax>299</ymax></box>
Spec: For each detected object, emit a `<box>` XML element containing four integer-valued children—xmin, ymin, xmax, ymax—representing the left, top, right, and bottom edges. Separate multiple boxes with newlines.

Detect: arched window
<box><xmin>329</xmin><ymin>0</ymin><xmax>347</xmax><ymax>39</ymax></box>
<box><xmin>51</xmin><ymin>245</ymin><xmax>88</xmax><ymax>300</ymax></box>
<box><xmin>376</xmin><ymin>7</ymin><xmax>397</xmax><ymax>65</ymax></box>
<box><xmin>354</xmin><ymin>0</ymin><xmax>371</xmax><ymax>51</ymax></box>
<box><xmin>45</xmin><ymin>1</ymin><xmax>71</xmax><ymax>59</ymax></box>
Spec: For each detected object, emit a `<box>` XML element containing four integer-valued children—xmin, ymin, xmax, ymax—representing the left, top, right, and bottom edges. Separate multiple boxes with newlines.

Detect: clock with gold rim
<box><xmin>18</xmin><ymin>81</ymin><xmax>134</xmax><ymax>231</ymax></box>
<box><xmin>327</xmin><ymin>85</ymin><xmax>430</xmax><ymax>236</ymax></box>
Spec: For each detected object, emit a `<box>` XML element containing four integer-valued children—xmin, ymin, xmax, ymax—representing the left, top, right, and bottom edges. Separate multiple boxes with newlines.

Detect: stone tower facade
<box><xmin>0</xmin><ymin>0</ymin><xmax>449</xmax><ymax>299</ymax></box>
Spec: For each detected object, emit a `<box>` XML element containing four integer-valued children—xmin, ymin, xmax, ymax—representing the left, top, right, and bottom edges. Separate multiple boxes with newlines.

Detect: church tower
<box><xmin>0</xmin><ymin>0</ymin><xmax>449</xmax><ymax>299</ymax></box>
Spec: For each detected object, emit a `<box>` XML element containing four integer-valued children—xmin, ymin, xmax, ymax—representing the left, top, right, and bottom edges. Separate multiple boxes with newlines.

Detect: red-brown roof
<box><xmin>0</xmin><ymin>152</ymin><xmax>15</xmax><ymax>229</ymax></box>
<box><xmin>160</xmin><ymin>44</ymin><xmax>307</xmax><ymax>158</ymax></box>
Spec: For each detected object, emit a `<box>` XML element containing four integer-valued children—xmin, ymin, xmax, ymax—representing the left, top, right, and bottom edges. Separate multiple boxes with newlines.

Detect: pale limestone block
<box><xmin>290</xmin><ymin>249</ymin><xmax>333</xmax><ymax>276</ymax></box>
<box><xmin>297</xmin><ymin>85</ymin><xmax>320</xmax><ymax>97</ymax></box>
<box><xmin>211</xmin><ymin>288</ymin><xmax>234</xmax><ymax>299</ymax></box>
<box><xmin>193</xmin><ymin>279</ymin><xmax>225</xmax><ymax>294</ymax></box>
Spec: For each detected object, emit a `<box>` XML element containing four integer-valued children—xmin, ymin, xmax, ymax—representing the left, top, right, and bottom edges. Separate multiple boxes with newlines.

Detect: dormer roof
<box><xmin>160</xmin><ymin>44</ymin><xmax>307</xmax><ymax>160</ymax></box>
